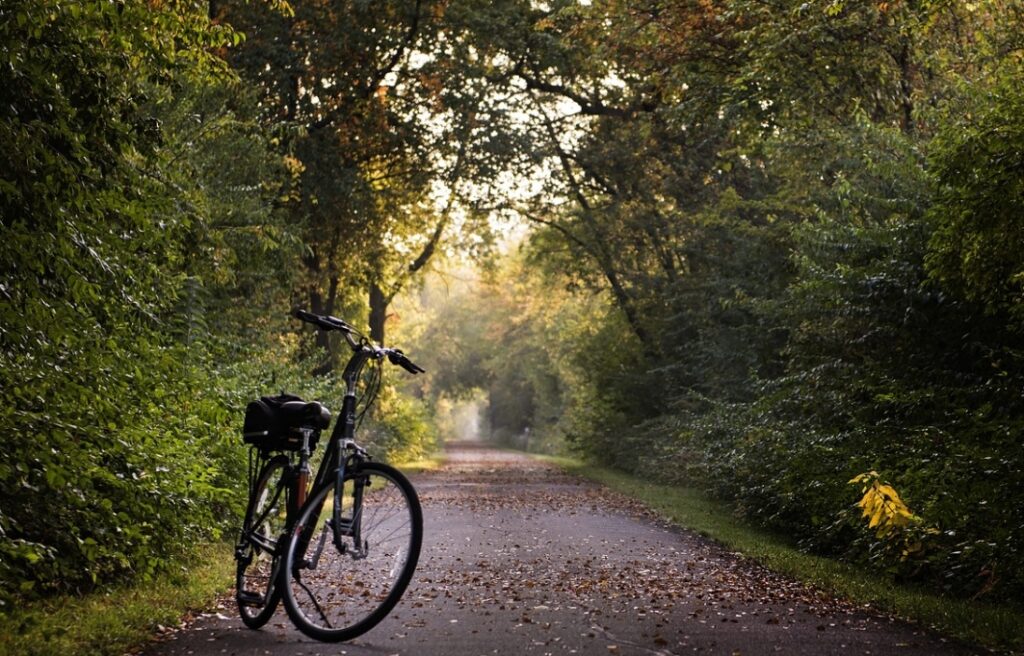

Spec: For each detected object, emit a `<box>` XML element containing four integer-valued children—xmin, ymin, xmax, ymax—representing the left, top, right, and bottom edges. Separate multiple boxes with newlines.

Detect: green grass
<box><xmin>539</xmin><ymin>455</ymin><xmax>1024</xmax><ymax>655</ymax></box>
<box><xmin>0</xmin><ymin>543</ymin><xmax>235</xmax><ymax>656</ymax></box>
<box><xmin>394</xmin><ymin>453</ymin><xmax>446</xmax><ymax>473</ymax></box>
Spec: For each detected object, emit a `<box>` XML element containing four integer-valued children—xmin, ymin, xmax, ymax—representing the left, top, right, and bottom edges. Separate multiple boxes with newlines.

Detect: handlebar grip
<box><xmin>293</xmin><ymin>308</ymin><xmax>320</xmax><ymax>324</ymax></box>
<box><xmin>401</xmin><ymin>359</ymin><xmax>426</xmax><ymax>374</ymax></box>
<box><xmin>293</xmin><ymin>308</ymin><xmax>353</xmax><ymax>333</ymax></box>
<box><xmin>387</xmin><ymin>349</ymin><xmax>425</xmax><ymax>374</ymax></box>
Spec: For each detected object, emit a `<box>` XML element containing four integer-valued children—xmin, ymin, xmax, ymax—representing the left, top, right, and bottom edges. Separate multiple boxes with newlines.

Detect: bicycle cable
<box><xmin>354</xmin><ymin>358</ymin><xmax>383</xmax><ymax>431</ymax></box>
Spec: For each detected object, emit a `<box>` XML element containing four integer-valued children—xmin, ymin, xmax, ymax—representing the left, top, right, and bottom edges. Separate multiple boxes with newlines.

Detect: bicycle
<box><xmin>234</xmin><ymin>308</ymin><xmax>425</xmax><ymax>642</ymax></box>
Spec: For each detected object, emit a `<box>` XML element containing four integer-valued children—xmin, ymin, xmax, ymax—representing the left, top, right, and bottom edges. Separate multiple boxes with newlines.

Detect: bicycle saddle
<box><xmin>278</xmin><ymin>401</ymin><xmax>332</xmax><ymax>430</ymax></box>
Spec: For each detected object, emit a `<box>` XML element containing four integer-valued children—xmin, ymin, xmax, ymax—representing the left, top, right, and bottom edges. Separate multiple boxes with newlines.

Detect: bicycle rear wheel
<box><xmin>282</xmin><ymin>461</ymin><xmax>422</xmax><ymax>642</ymax></box>
<box><xmin>236</xmin><ymin>454</ymin><xmax>289</xmax><ymax>629</ymax></box>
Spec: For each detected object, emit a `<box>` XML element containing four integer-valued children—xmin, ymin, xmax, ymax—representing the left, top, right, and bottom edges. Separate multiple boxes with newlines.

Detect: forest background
<box><xmin>2</xmin><ymin>0</ymin><xmax>1023</xmax><ymax>621</ymax></box>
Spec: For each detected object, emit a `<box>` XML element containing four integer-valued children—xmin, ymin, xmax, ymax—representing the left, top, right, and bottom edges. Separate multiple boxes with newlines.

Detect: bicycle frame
<box><xmin>292</xmin><ymin>341</ymin><xmax>378</xmax><ymax>564</ymax></box>
<box><xmin>238</xmin><ymin>343</ymin><xmax>376</xmax><ymax>570</ymax></box>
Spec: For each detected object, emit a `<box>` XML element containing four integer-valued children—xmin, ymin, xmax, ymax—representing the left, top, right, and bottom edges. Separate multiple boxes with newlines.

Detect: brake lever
<box><xmin>387</xmin><ymin>349</ymin><xmax>425</xmax><ymax>374</ymax></box>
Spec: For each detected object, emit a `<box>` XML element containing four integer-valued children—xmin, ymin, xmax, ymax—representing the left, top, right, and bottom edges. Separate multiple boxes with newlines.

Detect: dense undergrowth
<box><xmin>0</xmin><ymin>543</ymin><xmax>234</xmax><ymax>656</ymax></box>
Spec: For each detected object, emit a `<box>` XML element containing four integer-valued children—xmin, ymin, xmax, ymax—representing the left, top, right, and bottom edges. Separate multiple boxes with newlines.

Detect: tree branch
<box><xmin>517</xmin><ymin>208</ymin><xmax>596</xmax><ymax>255</ymax></box>
<box><xmin>515</xmin><ymin>61</ymin><xmax>657</xmax><ymax>117</ymax></box>
<box><xmin>532</xmin><ymin>97</ymin><xmax>655</xmax><ymax>352</ymax></box>
<box><xmin>309</xmin><ymin>0</ymin><xmax>423</xmax><ymax>132</ymax></box>
<box><xmin>384</xmin><ymin>129</ymin><xmax>470</xmax><ymax>303</ymax></box>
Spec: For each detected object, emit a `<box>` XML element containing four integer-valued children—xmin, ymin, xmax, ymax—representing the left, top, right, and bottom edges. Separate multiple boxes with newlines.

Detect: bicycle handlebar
<box><xmin>292</xmin><ymin>308</ymin><xmax>425</xmax><ymax>375</ymax></box>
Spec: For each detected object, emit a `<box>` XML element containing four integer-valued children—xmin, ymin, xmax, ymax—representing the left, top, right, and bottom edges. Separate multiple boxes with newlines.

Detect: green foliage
<box><xmin>433</xmin><ymin>0</ymin><xmax>1024</xmax><ymax>606</ymax></box>
<box><xmin>361</xmin><ymin>387</ymin><xmax>438</xmax><ymax>463</ymax></box>
<box><xmin>926</xmin><ymin>63</ymin><xmax>1024</xmax><ymax>323</ymax></box>
<box><xmin>636</xmin><ymin>122</ymin><xmax>1024</xmax><ymax>599</ymax></box>
<box><xmin>0</xmin><ymin>0</ymin><xmax>452</xmax><ymax>611</ymax></box>
<box><xmin>221</xmin><ymin>0</ymin><xmax>505</xmax><ymax>351</ymax></box>
<box><xmin>0</xmin><ymin>0</ymin><xmax>293</xmax><ymax>608</ymax></box>
<box><xmin>402</xmin><ymin>258</ymin><xmax>581</xmax><ymax>452</ymax></box>
<box><xmin>0</xmin><ymin>543</ymin><xmax>234</xmax><ymax>656</ymax></box>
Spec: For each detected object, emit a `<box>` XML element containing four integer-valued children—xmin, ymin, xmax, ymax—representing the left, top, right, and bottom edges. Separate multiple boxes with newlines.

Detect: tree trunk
<box><xmin>896</xmin><ymin>38</ymin><xmax>915</xmax><ymax>135</ymax></box>
<box><xmin>309</xmin><ymin>276</ymin><xmax>339</xmax><ymax>375</ymax></box>
<box><xmin>369</xmin><ymin>282</ymin><xmax>388</xmax><ymax>345</ymax></box>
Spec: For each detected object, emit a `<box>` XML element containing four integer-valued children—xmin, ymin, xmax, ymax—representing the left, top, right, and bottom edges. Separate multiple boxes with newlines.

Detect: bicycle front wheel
<box><xmin>282</xmin><ymin>461</ymin><xmax>422</xmax><ymax>642</ymax></box>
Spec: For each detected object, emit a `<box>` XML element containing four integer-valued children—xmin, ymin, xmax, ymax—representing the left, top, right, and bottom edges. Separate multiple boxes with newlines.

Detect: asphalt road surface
<box><xmin>141</xmin><ymin>442</ymin><xmax>979</xmax><ymax>656</ymax></box>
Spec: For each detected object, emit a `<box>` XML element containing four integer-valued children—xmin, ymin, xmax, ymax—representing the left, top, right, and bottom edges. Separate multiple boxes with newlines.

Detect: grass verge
<box><xmin>539</xmin><ymin>455</ymin><xmax>1024</xmax><ymax>655</ymax></box>
<box><xmin>394</xmin><ymin>453</ymin><xmax>446</xmax><ymax>474</ymax></box>
<box><xmin>0</xmin><ymin>543</ymin><xmax>234</xmax><ymax>656</ymax></box>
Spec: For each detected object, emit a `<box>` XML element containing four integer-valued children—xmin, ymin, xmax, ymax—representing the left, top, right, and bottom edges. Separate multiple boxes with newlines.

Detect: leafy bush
<box><xmin>926</xmin><ymin>64</ymin><xmax>1024</xmax><ymax>324</ymax></box>
<box><xmin>0</xmin><ymin>0</ymin><xmax>285</xmax><ymax>609</ymax></box>
<box><xmin>361</xmin><ymin>387</ymin><xmax>439</xmax><ymax>463</ymax></box>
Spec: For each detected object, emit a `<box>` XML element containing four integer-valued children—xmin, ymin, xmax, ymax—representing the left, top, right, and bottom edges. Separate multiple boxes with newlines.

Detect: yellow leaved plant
<box><xmin>849</xmin><ymin>471</ymin><xmax>934</xmax><ymax>560</ymax></box>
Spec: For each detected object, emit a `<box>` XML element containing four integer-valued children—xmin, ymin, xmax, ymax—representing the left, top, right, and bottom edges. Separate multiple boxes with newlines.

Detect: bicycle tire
<box><xmin>281</xmin><ymin>461</ymin><xmax>423</xmax><ymax>642</ymax></box>
<box><xmin>236</xmin><ymin>454</ymin><xmax>289</xmax><ymax>629</ymax></box>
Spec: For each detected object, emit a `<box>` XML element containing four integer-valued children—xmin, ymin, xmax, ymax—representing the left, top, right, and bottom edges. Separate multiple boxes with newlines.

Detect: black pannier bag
<box><xmin>243</xmin><ymin>393</ymin><xmax>332</xmax><ymax>452</ymax></box>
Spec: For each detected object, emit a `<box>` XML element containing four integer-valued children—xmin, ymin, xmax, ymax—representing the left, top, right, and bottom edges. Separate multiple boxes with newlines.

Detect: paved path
<box><xmin>141</xmin><ymin>443</ymin><xmax>979</xmax><ymax>656</ymax></box>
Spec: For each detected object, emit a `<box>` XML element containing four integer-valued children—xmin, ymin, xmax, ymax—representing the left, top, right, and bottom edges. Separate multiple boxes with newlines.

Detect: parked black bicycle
<box><xmin>234</xmin><ymin>309</ymin><xmax>424</xmax><ymax>642</ymax></box>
